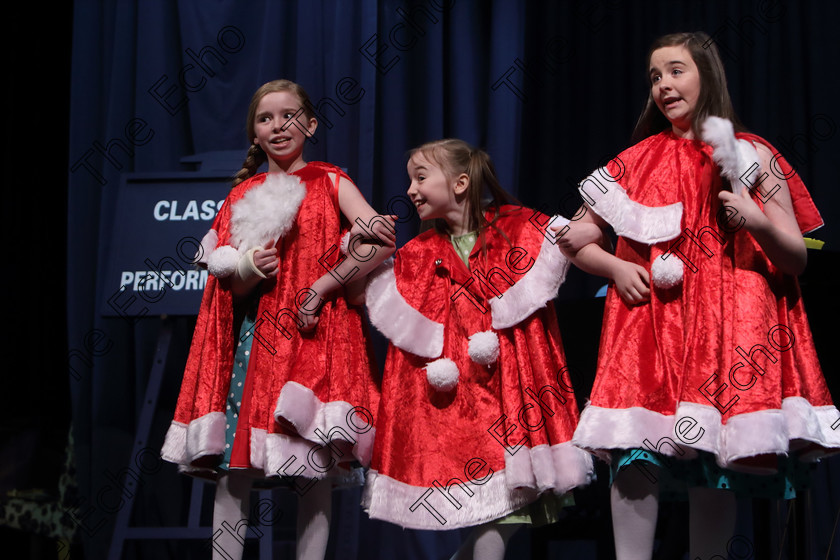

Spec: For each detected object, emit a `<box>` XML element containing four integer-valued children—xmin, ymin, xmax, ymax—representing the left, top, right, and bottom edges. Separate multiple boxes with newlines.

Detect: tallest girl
<box><xmin>562</xmin><ymin>32</ymin><xmax>840</xmax><ymax>559</ymax></box>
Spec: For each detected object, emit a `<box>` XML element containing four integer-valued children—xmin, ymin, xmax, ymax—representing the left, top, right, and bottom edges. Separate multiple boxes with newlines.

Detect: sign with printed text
<box><xmin>100</xmin><ymin>171</ymin><xmax>233</xmax><ymax>318</ymax></box>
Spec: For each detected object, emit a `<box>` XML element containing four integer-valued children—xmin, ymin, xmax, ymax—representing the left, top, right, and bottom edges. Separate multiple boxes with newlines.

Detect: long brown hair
<box><xmin>631</xmin><ymin>32</ymin><xmax>747</xmax><ymax>144</ymax></box>
<box><xmin>231</xmin><ymin>79</ymin><xmax>316</xmax><ymax>187</ymax></box>
<box><xmin>410</xmin><ymin>139</ymin><xmax>520</xmax><ymax>243</ymax></box>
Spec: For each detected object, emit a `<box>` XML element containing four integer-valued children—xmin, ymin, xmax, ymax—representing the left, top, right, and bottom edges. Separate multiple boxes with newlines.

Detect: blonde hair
<box><xmin>232</xmin><ymin>79</ymin><xmax>315</xmax><ymax>187</ymax></box>
<box><xmin>410</xmin><ymin>138</ymin><xmax>519</xmax><ymax>241</ymax></box>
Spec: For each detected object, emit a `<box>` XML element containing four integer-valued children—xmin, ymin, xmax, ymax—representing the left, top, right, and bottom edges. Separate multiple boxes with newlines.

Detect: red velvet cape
<box><xmin>161</xmin><ymin>162</ymin><xmax>380</xmax><ymax>482</ymax></box>
<box><xmin>573</xmin><ymin>131</ymin><xmax>839</xmax><ymax>473</ymax></box>
<box><xmin>362</xmin><ymin>206</ymin><xmax>593</xmax><ymax>529</ymax></box>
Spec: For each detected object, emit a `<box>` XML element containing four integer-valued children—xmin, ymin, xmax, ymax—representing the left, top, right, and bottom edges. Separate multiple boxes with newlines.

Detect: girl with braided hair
<box><xmin>162</xmin><ymin>79</ymin><xmax>394</xmax><ymax>560</ymax></box>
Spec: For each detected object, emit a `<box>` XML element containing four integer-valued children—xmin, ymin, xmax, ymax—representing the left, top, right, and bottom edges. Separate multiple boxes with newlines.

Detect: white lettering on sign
<box><xmin>153</xmin><ymin>200</ymin><xmax>223</xmax><ymax>221</ymax></box>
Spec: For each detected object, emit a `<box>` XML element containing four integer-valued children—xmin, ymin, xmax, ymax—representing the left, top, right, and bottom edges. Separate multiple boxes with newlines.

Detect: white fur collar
<box><xmin>229</xmin><ymin>172</ymin><xmax>307</xmax><ymax>251</ymax></box>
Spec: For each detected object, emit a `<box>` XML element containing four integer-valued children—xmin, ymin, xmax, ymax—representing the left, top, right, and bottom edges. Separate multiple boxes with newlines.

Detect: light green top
<box><xmin>450</xmin><ymin>231</ymin><xmax>478</xmax><ymax>266</ymax></box>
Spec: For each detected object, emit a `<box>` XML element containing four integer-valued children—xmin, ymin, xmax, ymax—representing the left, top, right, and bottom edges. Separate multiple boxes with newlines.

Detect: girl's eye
<box><xmin>673</xmin><ymin>69</ymin><xmax>682</xmax><ymax>75</ymax></box>
<box><xmin>651</xmin><ymin>75</ymin><xmax>661</xmax><ymax>84</ymax></box>
<box><xmin>283</xmin><ymin>112</ymin><xmax>294</xmax><ymax>119</ymax></box>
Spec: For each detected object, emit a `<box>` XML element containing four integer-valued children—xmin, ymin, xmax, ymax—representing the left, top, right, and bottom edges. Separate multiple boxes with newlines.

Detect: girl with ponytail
<box><xmin>361</xmin><ymin>139</ymin><xmax>596</xmax><ymax>559</ymax></box>
<box><xmin>161</xmin><ymin>79</ymin><xmax>394</xmax><ymax>560</ymax></box>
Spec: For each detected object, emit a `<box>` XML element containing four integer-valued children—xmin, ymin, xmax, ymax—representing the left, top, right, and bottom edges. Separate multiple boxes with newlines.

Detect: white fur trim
<box><xmin>468</xmin><ymin>331</ymin><xmax>500</xmax><ymax>365</ymax></box>
<box><xmin>160</xmin><ymin>412</ymin><xmax>226</xmax><ymax>465</ymax></box>
<box><xmin>160</xmin><ymin>421</ymin><xmax>189</xmax><ymax>464</ymax></box>
<box><xmin>736</xmin><ymin>139</ymin><xmax>761</xmax><ymax>191</ymax></box>
<box><xmin>365</xmin><ymin>259</ymin><xmax>445</xmax><ymax>358</ymax></box>
<box><xmin>196</xmin><ymin>228</ymin><xmax>218</xmax><ymax>268</ymax></box>
<box><xmin>651</xmin><ymin>252</ymin><xmax>684</xmax><ymax>289</ymax></box>
<box><xmin>206</xmin><ymin>245</ymin><xmax>240</xmax><ymax>278</ymax></box>
<box><xmin>490</xmin><ymin>233</ymin><xmax>570</xmax><ymax>329</ymax></box>
<box><xmin>504</xmin><ymin>442</ymin><xmax>594</xmax><ymax>494</ymax></box>
<box><xmin>579</xmin><ymin>168</ymin><xmax>683</xmax><ymax>244</ymax></box>
<box><xmin>701</xmin><ymin>116</ymin><xmax>760</xmax><ymax>195</ymax></box>
<box><xmin>262</xmin><ymin>432</ymin><xmax>364</xmax><ymax>485</ymax></box>
<box><xmin>273</xmin><ymin>381</ymin><xmax>376</xmax><ymax>467</ymax></box>
<box><xmin>425</xmin><ymin>358</ymin><xmax>459</xmax><ymax>391</ymax></box>
<box><xmin>573</xmin><ymin>398</ymin><xmax>840</xmax><ymax>473</ymax></box>
<box><xmin>361</xmin><ymin>469</ymin><xmax>538</xmax><ymax>530</ymax></box>
<box><xmin>230</xmin><ymin>172</ymin><xmax>306</xmax><ymax>251</ymax></box>
<box><xmin>339</xmin><ymin>231</ymin><xmax>352</xmax><ymax>255</ymax></box>
<box><xmin>250</xmin><ymin>427</ymin><xmax>266</xmax><ymax>470</ymax></box>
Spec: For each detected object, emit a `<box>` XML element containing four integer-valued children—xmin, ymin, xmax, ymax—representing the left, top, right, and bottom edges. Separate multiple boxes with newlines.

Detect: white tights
<box><xmin>295</xmin><ymin>479</ymin><xmax>332</xmax><ymax>560</ymax></box>
<box><xmin>611</xmin><ymin>465</ymin><xmax>736</xmax><ymax>560</ymax></box>
<box><xmin>449</xmin><ymin>522</ymin><xmax>521</xmax><ymax>560</ymax></box>
<box><xmin>211</xmin><ymin>472</ymin><xmax>332</xmax><ymax>560</ymax></box>
<box><xmin>212</xmin><ymin>472</ymin><xmax>253</xmax><ymax>560</ymax></box>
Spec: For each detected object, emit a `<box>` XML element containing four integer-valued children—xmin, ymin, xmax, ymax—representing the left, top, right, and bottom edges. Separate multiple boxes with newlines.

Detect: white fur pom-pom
<box><xmin>468</xmin><ymin>331</ymin><xmax>500</xmax><ymax>365</ymax></box>
<box><xmin>206</xmin><ymin>245</ymin><xmax>240</xmax><ymax>278</ymax></box>
<box><xmin>651</xmin><ymin>254</ymin><xmax>683</xmax><ymax>289</ymax></box>
<box><xmin>195</xmin><ymin>228</ymin><xmax>219</xmax><ymax>268</ymax></box>
<box><xmin>425</xmin><ymin>358</ymin><xmax>459</xmax><ymax>391</ymax></box>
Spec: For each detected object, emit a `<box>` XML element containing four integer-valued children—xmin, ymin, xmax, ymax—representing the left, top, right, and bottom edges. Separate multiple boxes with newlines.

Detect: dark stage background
<box><xmin>4</xmin><ymin>0</ymin><xmax>840</xmax><ymax>558</ymax></box>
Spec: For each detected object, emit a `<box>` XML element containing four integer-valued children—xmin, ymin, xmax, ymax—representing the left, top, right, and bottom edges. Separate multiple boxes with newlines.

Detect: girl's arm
<box><xmin>550</xmin><ymin>204</ymin><xmax>613</xmax><ymax>253</ymax></box>
<box><xmin>718</xmin><ymin>143</ymin><xmax>807</xmax><ymax>275</ymax></box>
<box><xmin>571</xmin><ymin>243</ymin><xmax>651</xmax><ymax>304</ymax></box>
<box><xmin>557</xmin><ymin>207</ymin><xmax>650</xmax><ymax>304</ymax></box>
<box><xmin>298</xmin><ymin>175</ymin><xmax>396</xmax><ymax>331</ymax></box>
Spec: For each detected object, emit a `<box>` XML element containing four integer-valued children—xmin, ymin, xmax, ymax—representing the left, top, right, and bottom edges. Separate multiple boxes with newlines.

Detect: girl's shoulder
<box><xmin>294</xmin><ymin>161</ymin><xmax>351</xmax><ymax>181</ymax></box>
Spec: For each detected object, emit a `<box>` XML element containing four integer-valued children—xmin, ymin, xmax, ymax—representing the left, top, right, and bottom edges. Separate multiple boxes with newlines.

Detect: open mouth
<box><xmin>662</xmin><ymin>97</ymin><xmax>681</xmax><ymax>109</ymax></box>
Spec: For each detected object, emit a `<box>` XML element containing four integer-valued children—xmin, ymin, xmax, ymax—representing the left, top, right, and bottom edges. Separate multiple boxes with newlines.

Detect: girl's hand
<box><xmin>552</xmin><ymin>221</ymin><xmax>604</xmax><ymax>253</ymax></box>
<box><xmin>296</xmin><ymin>287</ymin><xmax>324</xmax><ymax>333</ymax></box>
<box><xmin>718</xmin><ymin>187</ymin><xmax>769</xmax><ymax>234</ymax></box>
<box><xmin>351</xmin><ymin>214</ymin><xmax>398</xmax><ymax>247</ymax></box>
<box><xmin>252</xmin><ymin>240</ymin><xmax>279</xmax><ymax>278</ymax></box>
<box><xmin>612</xmin><ymin>261</ymin><xmax>650</xmax><ymax>305</ymax></box>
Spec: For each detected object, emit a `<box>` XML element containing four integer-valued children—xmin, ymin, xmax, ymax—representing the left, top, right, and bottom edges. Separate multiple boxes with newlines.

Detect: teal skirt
<box><xmin>611</xmin><ymin>448</ymin><xmax>814</xmax><ymax>501</ymax></box>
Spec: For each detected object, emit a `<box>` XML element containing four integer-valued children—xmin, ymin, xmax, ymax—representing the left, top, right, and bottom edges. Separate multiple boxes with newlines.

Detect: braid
<box><xmin>231</xmin><ymin>144</ymin><xmax>266</xmax><ymax>187</ymax></box>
